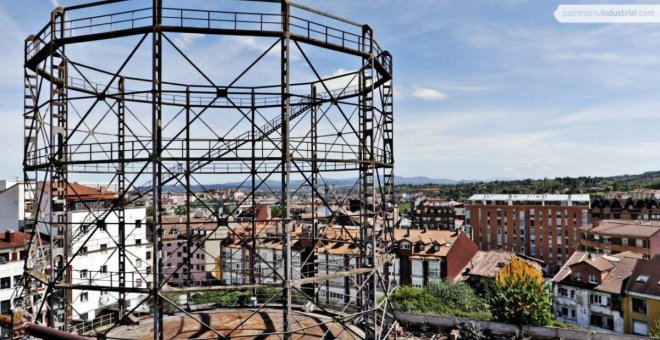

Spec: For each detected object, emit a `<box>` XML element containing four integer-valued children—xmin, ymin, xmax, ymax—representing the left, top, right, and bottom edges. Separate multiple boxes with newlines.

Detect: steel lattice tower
<box><xmin>18</xmin><ymin>0</ymin><xmax>395</xmax><ymax>338</ymax></box>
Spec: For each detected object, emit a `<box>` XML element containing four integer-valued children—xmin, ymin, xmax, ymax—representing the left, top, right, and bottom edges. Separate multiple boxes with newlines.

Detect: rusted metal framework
<box><xmin>18</xmin><ymin>0</ymin><xmax>394</xmax><ymax>338</ymax></box>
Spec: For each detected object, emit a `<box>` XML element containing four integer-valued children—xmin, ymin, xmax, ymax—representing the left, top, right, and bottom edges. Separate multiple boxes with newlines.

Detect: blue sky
<box><xmin>2</xmin><ymin>0</ymin><xmax>660</xmax><ymax>181</ymax></box>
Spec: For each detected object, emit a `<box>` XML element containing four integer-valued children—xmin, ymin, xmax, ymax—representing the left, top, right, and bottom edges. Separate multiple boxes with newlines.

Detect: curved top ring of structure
<box><xmin>24</xmin><ymin>0</ymin><xmax>393</xmax><ymax>177</ymax></box>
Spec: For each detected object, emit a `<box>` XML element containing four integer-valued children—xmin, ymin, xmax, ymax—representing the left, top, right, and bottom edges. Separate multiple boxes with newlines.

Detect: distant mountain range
<box><xmin>176</xmin><ymin>176</ymin><xmax>470</xmax><ymax>192</ymax></box>
<box><xmin>161</xmin><ymin>170</ymin><xmax>660</xmax><ymax>193</ymax></box>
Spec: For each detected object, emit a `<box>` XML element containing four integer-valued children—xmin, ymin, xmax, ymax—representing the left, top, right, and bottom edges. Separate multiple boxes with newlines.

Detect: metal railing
<box><xmin>25</xmin><ymin>5</ymin><xmax>392</xmax><ymax>76</ymax></box>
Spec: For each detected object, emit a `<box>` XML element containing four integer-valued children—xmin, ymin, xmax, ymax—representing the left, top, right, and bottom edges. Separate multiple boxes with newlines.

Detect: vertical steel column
<box><xmin>117</xmin><ymin>76</ymin><xmax>127</xmax><ymax>320</ymax></box>
<box><xmin>281</xmin><ymin>0</ymin><xmax>293</xmax><ymax>336</ymax></box>
<box><xmin>49</xmin><ymin>7</ymin><xmax>69</xmax><ymax>330</ymax></box>
<box><xmin>381</xmin><ymin>55</ymin><xmax>395</xmax><ymax>328</ymax></box>
<box><xmin>185</xmin><ymin>87</ymin><xmax>192</xmax><ymax>297</ymax></box>
<box><xmin>250</xmin><ymin>89</ymin><xmax>257</xmax><ymax>289</ymax></box>
<box><xmin>308</xmin><ymin>85</ymin><xmax>318</xmax><ymax>303</ymax></box>
<box><xmin>22</xmin><ymin>35</ymin><xmax>40</xmax><ymax>323</ymax></box>
<box><xmin>151</xmin><ymin>1</ymin><xmax>164</xmax><ymax>339</ymax></box>
<box><xmin>360</xmin><ymin>24</ymin><xmax>376</xmax><ymax>337</ymax></box>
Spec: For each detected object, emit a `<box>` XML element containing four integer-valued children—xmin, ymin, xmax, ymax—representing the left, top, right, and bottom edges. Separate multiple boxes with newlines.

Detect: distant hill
<box><xmin>394</xmin><ymin>176</ymin><xmax>463</xmax><ymax>185</ymax></box>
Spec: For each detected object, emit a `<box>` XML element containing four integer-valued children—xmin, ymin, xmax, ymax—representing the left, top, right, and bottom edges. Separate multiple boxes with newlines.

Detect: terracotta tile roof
<box><xmin>466</xmin><ymin>250</ymin><xmax>541</xmax><ymax>278</ymax></box>
<box><xmin>0</xmin><ymin>230</ymin><xmax>28</xmax><ymax>249</ymax></box>
<box><xmin>625</xmin><ymin>255</ymin><xmax>660</xmax><ymax>298</ymax></box>
<box><xmin>394</xmin><ymin>228</ymin><xmax>461</xmax><ymax>258</ymax></box>
<box><xmin>42</xmin><ymin>182</ymin><xmax>118</xmax><ymax>201</ymax></box>
<box><xmin>553</xmin><ymin>251</ymin><xmax>642</xmax><ymax>294</ymax></box>
<box><xmin>596</xmin><ymin>255</ymin><xmax>639</xmax><ymax>294</ymax></box>
<box><xmin>582</xmin><ymin>219</ymin><xmax>660</xmax><ymax>238</ymax></box>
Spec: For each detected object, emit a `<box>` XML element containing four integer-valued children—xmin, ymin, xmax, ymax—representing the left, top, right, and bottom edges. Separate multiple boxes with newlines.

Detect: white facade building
<box><xmin>68</xmin><ymin>206</ymin><xmax>150</xmax><ymax>321</ymax></box>
<box><xmin>0</xmin><ymin>180</ymin><xmax>27</xmax><ymax>230</ymax></box>
<box><xmin>0</xmin><ymin>230</ymin><xmax>29</xmax><ymax>336</ymax></box>
<box><xmin>552</xmin><ymin>251</ymin><xmax>641</xmax><ymax>334</ymax></box>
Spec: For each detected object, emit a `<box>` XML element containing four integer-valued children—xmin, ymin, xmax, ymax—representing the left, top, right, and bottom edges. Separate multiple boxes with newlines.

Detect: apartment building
<box><xmin>0</xmin><ymin>180</ymin><xmax>28</xmax><ymax>230</ymax></box>
<box><xmin>41</xmin><ymin>182</ymin><xmax>150</xmax><ymax>322</ymax></box>
<box><xmin>466</xmin><ymin>194</ymin><xmax>590</xmax><ymax>274</ymax></box>
<box><xmin>161</xmin><ymin>215</ymin><xmax>219</xmax><ymax>286</ymax></box>
<box><xmin>412</xmin><ymin>199</ymin><xmax>462</xmax><ymax>231</ymax></box>
<box><xmin>0</xmin><ymin>230</ymin><xmax>28</xmax><ymax>336</ymax></box>
<box><xmin>552</xmin><ymin>251</ymin><xmax>641</xmax><ymax>333</ymax></box>
<box><xmin>591</xmin><ymin>198</ymin><xmax>660</xmax><ymax>222</ymax></box>
<box><xmin>624</xmin><ymin>255</ymin><xmax>660</xmax><ymax>336</ymax></box>
<box><xmin>394</xmin><ymin>228</ymin><xmax>478</xmax><ymax>286</ymax></box>
<box><xmin>581</xmin><ymin>220</ymin><xmax>660</xmax><ymax>259</ymax></box>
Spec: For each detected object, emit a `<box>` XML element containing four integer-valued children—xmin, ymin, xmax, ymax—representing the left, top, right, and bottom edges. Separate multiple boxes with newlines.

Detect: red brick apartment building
<box><xmin>466</xmin><ymin>194</ymin><xmax>590</xmax><ymax>274</ymax></box>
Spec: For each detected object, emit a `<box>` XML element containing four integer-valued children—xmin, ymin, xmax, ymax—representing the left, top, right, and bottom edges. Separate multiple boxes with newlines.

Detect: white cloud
<box><xmin>50</xmin><ymin>0</ymin><xmax>60</xmax><ymax>8</ymax></box>
<box><xmin>172</xmin><ymin>33</ymin><xmax>204</xmax><ymax>50</ymax></box>
<box><xmin>411</xmin><ymin>85</ymin><xmax>448</xmax><ymax>101</ymax></box>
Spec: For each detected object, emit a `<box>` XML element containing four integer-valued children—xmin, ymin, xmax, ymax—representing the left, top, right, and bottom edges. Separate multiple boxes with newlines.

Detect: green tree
<box><xmin>650</xmin><ymin>319</ymin><xmax>660</xmax><ymax>339</ymax></box>
<box><xmin>173</xmin><ymin>204</ymin><xmax>188</xmax><ymax>215</ymax></box>
<box><xmin>388</xmin><ymin>286</ymin><xmax>438</xmax><ymax>313</ymax></box>
<box><xmin>489</xmin><ymin>274</ymin><xmax>553</xmax><ymax>326</ymax></box>
<box><xmin>270</xmin><ymin>205</ymin><xmax>283</xmax><ymax>218</ymax></box>
<box><xmin>425</xmin><ymin>280</ymin><xmax>487</xmax><ymax>312</ymax></box>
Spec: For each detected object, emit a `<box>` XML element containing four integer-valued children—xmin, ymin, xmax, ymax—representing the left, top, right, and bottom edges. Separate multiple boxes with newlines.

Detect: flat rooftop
<box><xmin>468</xmin><ymin>194</ymin><xmax>590</xmax><ymax>204</ymax></box>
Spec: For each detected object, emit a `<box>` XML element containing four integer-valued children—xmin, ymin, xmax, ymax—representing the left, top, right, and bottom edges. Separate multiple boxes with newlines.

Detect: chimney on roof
<box><xmin>99</xmin><ymin>185</ymin><xmax>107</xmax><ymax>193</ymax></box>
<box><xmin>4</xmin><ymin>230</ymin><xmax>15</xmax><ymax>243</ymax></box>
<box><xmin>423</xmin><ymin>225</ymin><xmax>428</xmax><ymax>233</ymax></box>
<box><xmin>405</xmin><ymin>226</ymin><xmax>410</xmax><ymax>237</ymax></box>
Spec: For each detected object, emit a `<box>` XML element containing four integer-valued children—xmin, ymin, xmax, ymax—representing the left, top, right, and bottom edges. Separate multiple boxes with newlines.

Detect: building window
<box><xmin>0</xmin><ymin>278</ymin><xmax>10</xmax><ymax>289</ymax></box>
<box><xmin>632</xmin><ymin>298</ymin><xmax>647</xmax><ymax>314</ymax></box>
<box><xmin>136</xmin><ymin>259</ymin><xmax>142</xmax><ymax>268</ymax></box>
<box><xmin>79</xmin><ymin>246</ymin><xmax>88</xmax><ymax>255</ymax></box>
<box><xmin>573</xmin><ymin>272</ymin><xmax>582</xmax><ymax>281</ymax></box>
<box><xmin>80</xmin><ymin>270</ymin><xmax>88</xmax><ymax>279</ymax></box>
<box><xmin>136</xmin><ymin>239</ymin><xmax>142</xmax><ymax>246</ymax></box>
<box><xmin>0</xmin><ymin>300</ymin><xmax>9</xmax><ymax>315</ymax></box>
<box><xmin>13</xmin><ymin>275</ymin><xmax>21</xmax><ymax>286</ymax></box>
<box><xmin>100</xmin><ymin>265</ymin><xmax>107</xmax><ymax>274</ymax></box>
<box><xmin>400</xmin><ymin>242</ymin><xmax>410</xmax><ymax>250</ymax></box>
<box><xmin>135</xmin><ymin>219</ymin><xmax>142</xmax><ymax>228</ymax></box>
<box><xmin>589</xmin><ymin>273</ymin><xmax>598</xmax><ymax>284</ymax></box>
<box><xmin>633</xmin><ymin>319</ymin><xmax>649</xmax><ymax>336</ymax></box>
<box><xmin>100</xmin><ymin>244</ymin><xmax>108</xmax><ymax>252</ymax></box>
<box><xmin>80</xmin><ymin>293</ymin><xmax>88</xmax><ymax>302</ymax></box>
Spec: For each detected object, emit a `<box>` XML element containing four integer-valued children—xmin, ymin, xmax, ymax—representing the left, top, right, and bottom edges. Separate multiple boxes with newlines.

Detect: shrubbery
<box><xmin>389</xmin><ymin>280</ymin><xmax>491</xmax><ymax>320</ymax></box>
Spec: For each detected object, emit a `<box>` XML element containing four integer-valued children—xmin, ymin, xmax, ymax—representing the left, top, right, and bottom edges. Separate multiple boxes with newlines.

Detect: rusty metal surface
<box><xmin>102</xmin><ymin>309</ymin><xmax>364</xmax><ymax>339</ymax></box>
